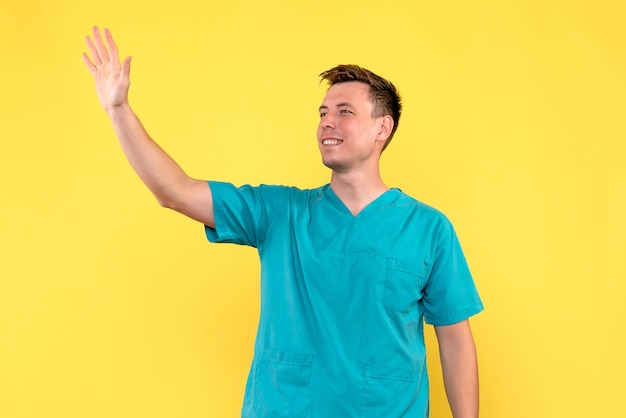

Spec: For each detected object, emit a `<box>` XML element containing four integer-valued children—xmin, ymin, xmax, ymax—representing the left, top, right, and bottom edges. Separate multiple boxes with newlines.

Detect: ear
<box><xmin>376</xmin><ymin>115</ymin><xmax>394</xmax><ymax>143</ymax></box>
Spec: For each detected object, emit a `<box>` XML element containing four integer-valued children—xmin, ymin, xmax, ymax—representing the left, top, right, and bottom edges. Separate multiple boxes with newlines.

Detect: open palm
<box><xmin>82</xmin><ymin>27</ymin><xmax>132</xmax><ymax>113</ymax></box>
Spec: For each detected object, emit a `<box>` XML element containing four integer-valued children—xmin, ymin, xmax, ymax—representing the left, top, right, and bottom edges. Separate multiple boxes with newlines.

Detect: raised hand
<box><xmin>82</xmin><ymin>27</ymin><xmax>132</xmax><ymax>113</ymax></box>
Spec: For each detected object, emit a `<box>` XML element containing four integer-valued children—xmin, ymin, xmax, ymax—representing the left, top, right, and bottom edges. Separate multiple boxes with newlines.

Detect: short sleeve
<box><xmin>204</xmin><ymin>181</ymin><xmax>266</xmax><ymax>247</ymax></box>
<box><xmin>422</xmin><ymin>218</ymin><xmax>484</xmax><ymax>326</ymax></box>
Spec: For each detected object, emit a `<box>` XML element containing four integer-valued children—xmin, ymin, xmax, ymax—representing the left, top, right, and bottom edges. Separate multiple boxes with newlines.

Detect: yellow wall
<box><xmin>1</xmin><ymin>1</ymin><xmax>625</xmax><ymax>417</ymax></box>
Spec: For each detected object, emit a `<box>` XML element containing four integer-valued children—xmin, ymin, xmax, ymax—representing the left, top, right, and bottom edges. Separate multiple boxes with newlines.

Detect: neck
<box><xmin>329</xmin><ymin>170</ymin><xmax>389</xmax><ymax>216</ymax></box>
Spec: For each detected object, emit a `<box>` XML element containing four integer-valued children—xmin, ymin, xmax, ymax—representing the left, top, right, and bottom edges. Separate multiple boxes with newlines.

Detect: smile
<box><xmin>322</xmin><ymin>139</ymin><xmax>343</xmax><ymax>145</ymax></box>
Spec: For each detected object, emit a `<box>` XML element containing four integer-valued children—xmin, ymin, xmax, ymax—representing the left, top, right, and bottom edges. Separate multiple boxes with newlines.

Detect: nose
<box><xmin>320</xmin><ymin>114</ymin><xmax>335</xmax><ymax>129</ymax></box>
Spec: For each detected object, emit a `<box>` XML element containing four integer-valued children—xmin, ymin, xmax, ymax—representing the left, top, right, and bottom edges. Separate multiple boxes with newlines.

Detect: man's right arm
<box><xmin>83</xmin><ymin>27</ymin><xmax>215</xmax><ymax>228</ymax></box>
<box><xmin>107</xmin><ymin>104</ymin><xmax>215</xmax><ymax>227</ymax></box>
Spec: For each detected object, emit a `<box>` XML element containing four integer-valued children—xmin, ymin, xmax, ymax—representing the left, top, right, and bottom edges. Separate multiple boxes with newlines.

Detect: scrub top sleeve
<box><xmin>423</xmin><ymin>217</ymin><xmax>484</xmax><ymax>326</ymax></box>
<box><xmin>204</xmin><ymin>181</ymin><xmax>266</xmax><ymax>248</ymax></box>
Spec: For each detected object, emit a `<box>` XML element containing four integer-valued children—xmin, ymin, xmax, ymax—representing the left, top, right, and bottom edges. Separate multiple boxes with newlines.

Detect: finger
<box><xmin>92</xmin><ymin>26</ymin><xmax>110</xmax><ymax>63</ymax></box>
<box><xmin>120</xmin><ymin>56</ymin><xmax>133</xmax><ymax>84</ymax></box>
<box><xmin>82</xmin><ymin>52</ymin><xmax>98</xmax><ymax>76</ymax></box>
<box><xmin>104</xmin><ymin>28</ymin><xmax>121</xmax><ymax>66</ymax></box>
<box><xmin>85</xmin><ymin>35</ymin><xmax>102</xmax><ymax>66</ymax></box>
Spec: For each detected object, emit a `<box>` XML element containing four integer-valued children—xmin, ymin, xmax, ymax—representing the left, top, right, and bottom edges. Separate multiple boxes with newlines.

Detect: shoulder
<box><xmin>392</xmin><ymin>189</ymin><xmax>451</xmax><ymax>224</ymax></box>
<box><xmin>256</xmin><ymin>184</ymin><xmax>324</xmax><ymax>200</ymax></box>
<box><xmin>209</xmin><ymin>181</ymin><xmax>308</xmax><ymax>194</ymax></box>
<box><xmin>209</xmin><ymin>181</ymin><xmax>324</xmax><ymax>206</ymax></box>
<box><xmin>390</xmin><ymin>189</ymin><xmax>466</xmax><ymax>250</ymax></box>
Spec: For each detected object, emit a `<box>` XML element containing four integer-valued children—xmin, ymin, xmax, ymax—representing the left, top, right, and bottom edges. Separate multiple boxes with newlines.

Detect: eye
<box><xmin>319</xmin><ymin>112</ymin><xmax>327</xmax><ymax>118</ymax></box>
<box><xmin>340</xmin><ymin>109</ymin><xmax>352</xmax><ymax>114</ymax></box>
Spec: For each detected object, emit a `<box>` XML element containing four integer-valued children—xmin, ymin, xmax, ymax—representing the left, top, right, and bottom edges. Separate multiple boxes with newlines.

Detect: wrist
<box><xmin>106</xmin><ymin>102</ymin><xmax>132</xmax><ymax>120</ymax></box>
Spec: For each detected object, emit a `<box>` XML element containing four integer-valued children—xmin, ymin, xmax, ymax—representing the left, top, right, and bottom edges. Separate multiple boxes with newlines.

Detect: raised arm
<box><xmin>83</xmin><ymin>27</ymin><xmax>215</xmax><ymax>228</ymax></box>
<box><xmin>435</xmin><ymin>319</ymin><xmax>479</xmax><ymax>418</ymax></box>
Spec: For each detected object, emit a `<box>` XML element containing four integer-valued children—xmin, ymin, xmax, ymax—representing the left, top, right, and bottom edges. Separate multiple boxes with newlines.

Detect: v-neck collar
<box><xmin>323</xmin><ymin>184</ymin><xmax>400</xmax><ymax>218</ymax></box>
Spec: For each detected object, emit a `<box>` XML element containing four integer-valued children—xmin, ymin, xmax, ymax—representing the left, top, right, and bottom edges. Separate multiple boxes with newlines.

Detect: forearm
<box><xmin>436</xmin><ymin>321</ymin><xmax>479</xmax><ymax>418</ymax></box>
<box><xmin>84</xmin><ymin>27</ymin><xmax>214</xmax><ymax>226</ymax></box>
<box><xmin>107</xmin><ymin>103</ymin><xmax>195</xmax><ymax>208</ymax></box>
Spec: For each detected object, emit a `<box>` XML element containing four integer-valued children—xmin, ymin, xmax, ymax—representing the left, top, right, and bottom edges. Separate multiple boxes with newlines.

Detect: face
<box><xmin>317</xmin><ymin>81</ymin><xmax>389</xmax><ymax>173</ymax></box>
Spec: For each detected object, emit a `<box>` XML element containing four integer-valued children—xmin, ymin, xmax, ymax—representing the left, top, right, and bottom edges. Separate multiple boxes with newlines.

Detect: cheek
<box><xmin>316</xmin><ymin>123</ymin><xmax>324</xmax><ymax>138</ymax></box>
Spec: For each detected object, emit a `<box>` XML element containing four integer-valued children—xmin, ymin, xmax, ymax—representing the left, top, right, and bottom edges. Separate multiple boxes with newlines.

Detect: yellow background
<box><xmin>1</xmin><ymin>1</ymin><xmax>625</xmax><ymax>417</ymax></box>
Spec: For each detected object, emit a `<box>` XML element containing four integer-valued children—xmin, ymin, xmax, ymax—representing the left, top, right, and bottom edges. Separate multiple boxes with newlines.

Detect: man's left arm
<box><xmin>435</xmin><ymin>319</ymin><xmax>479</xmax><ymax>418</ymax></box>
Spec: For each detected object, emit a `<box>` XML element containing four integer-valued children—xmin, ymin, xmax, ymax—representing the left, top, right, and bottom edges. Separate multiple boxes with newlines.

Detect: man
<box><xmin>83</xmin><ymin>26</ymin><xmax>483</xmax><ymax>418</ymax></box>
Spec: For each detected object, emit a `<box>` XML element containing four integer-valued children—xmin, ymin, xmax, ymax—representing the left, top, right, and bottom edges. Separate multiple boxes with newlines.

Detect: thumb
<box><xmin>121</xmin><ymin>56</ymin><xmax>132</xmax><ymax>81</ymax></box>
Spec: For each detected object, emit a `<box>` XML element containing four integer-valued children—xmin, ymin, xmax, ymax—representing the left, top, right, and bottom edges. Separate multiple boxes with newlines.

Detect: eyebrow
<box><xmin>318</xmin><ymin>102</ymin><xmax>355</xmax><ymax>111</ymax></box>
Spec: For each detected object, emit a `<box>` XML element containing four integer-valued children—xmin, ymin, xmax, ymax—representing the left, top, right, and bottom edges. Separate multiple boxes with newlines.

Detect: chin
<box><xmin>321</xmin><ymin>157</ymin><xmax>336</xmax><ymax>170</ymax></box>
<box><xmin>321</xmin><ymin>158</ymin><xmax>348</xmax><ymax>173</ymax></box>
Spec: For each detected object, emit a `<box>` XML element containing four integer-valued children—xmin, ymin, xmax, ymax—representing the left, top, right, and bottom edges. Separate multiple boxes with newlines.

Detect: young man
<box><xmin>83</xmin><ymin>27</ymin><xmax>483</xmax><ymax>418</ymax></box>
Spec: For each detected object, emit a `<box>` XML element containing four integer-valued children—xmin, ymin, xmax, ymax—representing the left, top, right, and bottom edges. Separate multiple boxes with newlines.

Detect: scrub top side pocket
<box><xmin>252</xmin><ymin>348</ymin><xmax>314</xmax><ymax>418</ymax></box>
<box><xmin>360</xmin><ymin>364</ymin><xmax>422</xmax><ymax>417</ymax></box>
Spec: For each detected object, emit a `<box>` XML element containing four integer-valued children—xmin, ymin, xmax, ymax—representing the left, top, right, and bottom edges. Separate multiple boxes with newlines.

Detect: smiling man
<box><xmin>84</xmin><ymin>26</ymin><xmax>483</xmax><ymax>418</ymax></box>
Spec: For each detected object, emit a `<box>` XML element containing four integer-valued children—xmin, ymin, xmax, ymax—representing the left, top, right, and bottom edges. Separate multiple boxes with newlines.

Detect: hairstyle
<box><xmin>319</xmin><ymin>64</ymin><xmax>402</xmax><ymax>150</ymax></box>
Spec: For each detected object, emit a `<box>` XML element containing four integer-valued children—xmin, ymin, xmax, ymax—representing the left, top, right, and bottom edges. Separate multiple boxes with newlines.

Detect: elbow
<box><xmin>156</xmin><ymin>197</ymin><xmax>171</xmax><ymax>209</ymax></box>
<box><xmin>154</xmin><ymin>193</ymin><xmax>178</xmax><ymax>210</ymax></box>
<box><xmin>157</xmin><ymin>198</ymin><xmax>180</xmax><ymax>212</ymax></box>
<box><xmin>151</xmin><ymin>182</ymin><xmax>191</xmax><ymax>211</ymax></box>
<box><xmin>156</xmin><ymin>193</ymin><xmax>192</xmax><ymax>216</ymax></box>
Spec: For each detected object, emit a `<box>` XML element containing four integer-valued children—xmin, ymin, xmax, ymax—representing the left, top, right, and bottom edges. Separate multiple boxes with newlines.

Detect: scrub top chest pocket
<box><xmin>383</xmin><ymin>258</ymin><xmax>426</xmax><ymax>314</ymax></box>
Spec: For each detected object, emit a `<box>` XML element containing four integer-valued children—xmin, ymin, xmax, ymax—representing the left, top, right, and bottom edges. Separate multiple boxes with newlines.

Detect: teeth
<box><xmin>323</xmin><ymin>139</ymin><xmax>342</xmax><ymax>145</ymax></box>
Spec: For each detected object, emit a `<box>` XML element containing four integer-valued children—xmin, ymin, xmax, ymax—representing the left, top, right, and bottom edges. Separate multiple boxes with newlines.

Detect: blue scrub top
<box><xmin>205</xmin><ymin>182</ymin><xmax>483</xmax><ymax>418</ymax></box>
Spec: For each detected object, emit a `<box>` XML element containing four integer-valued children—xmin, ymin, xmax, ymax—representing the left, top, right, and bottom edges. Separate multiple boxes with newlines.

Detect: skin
<box><xmin>317</xmin><ymin>81</ymin><xmax>393</xmax><ymax>215</ymax></box>
<box><xmin>83</xmin><ymin>27</ymin><xmax>479</xmax><ymax>417</ymax></box>
<box><xmin>82</xmin><ymin>27</ymin><xmax>215</xmax><ymax>227</ymax></box>
<box><xmin>436</xmin><ymin>320</ymin><xmax>480</xmax><ymax>418</ymax></box>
